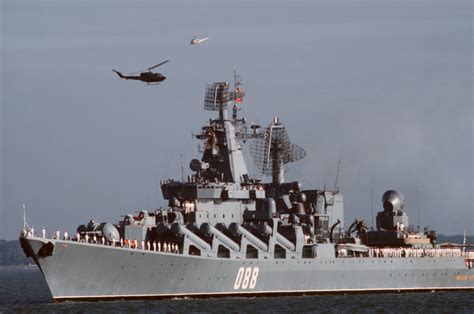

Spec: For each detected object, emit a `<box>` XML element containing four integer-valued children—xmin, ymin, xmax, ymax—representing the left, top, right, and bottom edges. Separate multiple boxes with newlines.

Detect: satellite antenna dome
<box><xmin>101</xmin><ymin>223</ymin><xmax>120</xmax><ymax>242</ymax></box>
<box><xmin>297</xmin><ymin>192</ymin><xmax>307</xmax><ymax>203</ymax></box>
<box><xmin>382</xmin><ymin>190</ymin><xmax>405</xmax><ymax>212</ymax></box>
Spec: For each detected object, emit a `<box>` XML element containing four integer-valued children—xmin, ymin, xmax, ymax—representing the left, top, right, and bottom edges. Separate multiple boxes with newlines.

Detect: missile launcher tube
<box><xmin>257</xmin><ymin>222</ymin><xmax>295</xmax><ymax>251</ymax></box>
<box><xmin>275</xmin><ymin>232</ymin><xmax>296</xmax><ymax>251</ymax></box>
<box><xmin>200</xmin><ymin>223</ymin><xmax>240</xmax><ymax>251</ymax></box>
<box><xmin>171</xmin><ymin>223</ymin><xmax>211</xmax><ymax>251</ymax></box>
<box><xmin>229</xmin><ymin>223</ymin><xmax>268</xmax><ymax>252</ymax></box>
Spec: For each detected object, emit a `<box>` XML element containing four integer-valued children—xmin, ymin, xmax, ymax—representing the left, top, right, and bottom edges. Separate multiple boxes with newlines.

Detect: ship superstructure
<box><xmin>19</xmin><ymin>76</ymin><xmax>474</xmax><ymax>301</ymax></box>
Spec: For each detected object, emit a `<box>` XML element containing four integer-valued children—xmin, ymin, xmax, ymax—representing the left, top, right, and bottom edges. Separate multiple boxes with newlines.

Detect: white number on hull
<box><xmin>233</xmin><ymin>267</ymin><xmax>245</xmax><ymax>289</ymax></box>
<box><xmin>249</xmin><ymin>267</ymin><xmax>259</xmax><ymax>289</ymax></box>
<box><xmin>234</xmin><ymin>267</ymin><xmax>259</xmax><ymax>290</ymax></box>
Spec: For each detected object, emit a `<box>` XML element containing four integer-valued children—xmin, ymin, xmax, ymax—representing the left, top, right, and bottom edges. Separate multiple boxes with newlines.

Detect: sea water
<box><xmin>1</xmin><ymin>269</ymin><xmax>472</xmax><ymax>313</ymax></box>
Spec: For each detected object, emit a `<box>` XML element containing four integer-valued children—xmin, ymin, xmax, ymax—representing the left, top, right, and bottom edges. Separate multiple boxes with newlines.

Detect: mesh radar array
<box><xmin>204</xmin><ymin>82</ymin><xmax>230</xmax><ymax>111</ymax></box>
<box><xmin>249</xmin><ymin>118</ymin><xmax>306</xmax><ymax>184</ymax></box>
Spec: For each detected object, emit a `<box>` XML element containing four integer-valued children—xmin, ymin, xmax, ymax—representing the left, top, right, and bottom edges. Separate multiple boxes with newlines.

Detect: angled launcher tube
<box><xmin>171</xmin><ymin>223</ymin><xmax>211</xmax><ymax>251</ymax></box>
<box><xmin>200</xmin><ymin>223</ymin><xmax>240</xmax><ymax>251</ymax></box>
<box><xmin>258</xmin><ymin>222</ymin><xmax>296</xmax><ymax>252</ymax></box>
<box><xmin>275</xmin><ymin>232</ymin><xmax>296</xmax><ymax>251</ymax></box>
<box><xmin>229</xmin><ymin>223</ymin><xmax>268</xmax><ymax>252</ymax></box>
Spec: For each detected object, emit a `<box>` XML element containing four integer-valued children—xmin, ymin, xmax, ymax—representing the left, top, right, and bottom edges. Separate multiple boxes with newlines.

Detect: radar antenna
<box><xmin>204</xmin><ymin>82</ymin><xmax>230</xmax><ymax>111</ymax></box>
<box><xmin>249</xmin><ymin>118</ymin><xmax>306</xmax><ymax>184</ymax></box>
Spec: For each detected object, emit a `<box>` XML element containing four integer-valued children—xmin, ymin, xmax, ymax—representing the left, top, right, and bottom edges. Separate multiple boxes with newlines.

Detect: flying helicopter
<box><xmin>112</xmin><ymin>60</ymin><xmax>170</xmax><ymax>85</ymax></box>
<box><xmin>190</xmin><ymin>36</ymin><xmax>208</xmax><ymax>45</ymax></box>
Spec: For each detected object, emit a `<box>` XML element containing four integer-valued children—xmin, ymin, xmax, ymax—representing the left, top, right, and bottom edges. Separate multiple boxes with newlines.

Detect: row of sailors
<box><xmin>78</xmin><ymin>234</ymin><xmax>181</xmax><ymax>254</ymax></box>
<box><xmin>368</xmin><ymin>247</ymin><xmax>463</xmax><ymax>258</ymax></box>
<box><xmin>182</xmin><ymin>201</ymin><xmax>195</xmax><ymax>214</ymax></box>
<box><xmin>25</xmin><ymin>227</ymin><xmax>50</xmax><ymax>239</ymax></box>
<box><xmin>120</xmin><ymin>239</ymin><xmax>180</xmax><ymax>254</ymax></box>
<box><xmin>28</xmin><ymin>228</ymin><xmax>181</xmax><ymax>254</ymax></box>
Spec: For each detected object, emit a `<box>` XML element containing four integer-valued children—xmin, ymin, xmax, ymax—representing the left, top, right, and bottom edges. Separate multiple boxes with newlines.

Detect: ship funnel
<box><xmin>381</xmin><ymin>190</ymin><xmax>405</xmax><ymax>212</ymax></box>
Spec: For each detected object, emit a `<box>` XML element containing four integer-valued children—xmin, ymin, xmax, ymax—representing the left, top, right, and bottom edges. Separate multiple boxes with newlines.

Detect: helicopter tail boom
<box><xmin>112</xmin><ymin>69</ymin><xmax>125</xmax><ymax>79</ymax></box>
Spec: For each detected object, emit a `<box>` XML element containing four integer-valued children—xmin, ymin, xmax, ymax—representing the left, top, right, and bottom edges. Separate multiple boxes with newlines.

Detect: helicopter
<box><xmin>112</xmin><ymin>60</ymin><xmax>170</xmax><ymax>84</ymax></box>
<box><xmin>190</xmin><ymin>36</ymin><xmax>208</xmax><ymax>45</ymax></box>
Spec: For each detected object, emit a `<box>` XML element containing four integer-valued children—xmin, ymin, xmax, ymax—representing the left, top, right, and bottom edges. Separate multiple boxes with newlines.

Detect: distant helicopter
<box><xmin>112</xmin><ymin>60</ymin><xmax>170</xmax><ymax>85</ymax></box>
<box><xmin>190</xmin><ymin>36</ymin><xmax>208</xmax><ymax>45</ymax></box>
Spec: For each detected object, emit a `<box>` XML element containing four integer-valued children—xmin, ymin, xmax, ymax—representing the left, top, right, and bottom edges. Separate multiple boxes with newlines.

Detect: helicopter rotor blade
<box><xmin>148</xmin><ymin>60</ymin><xmax>170</xmax><ymax>71</ymax></box>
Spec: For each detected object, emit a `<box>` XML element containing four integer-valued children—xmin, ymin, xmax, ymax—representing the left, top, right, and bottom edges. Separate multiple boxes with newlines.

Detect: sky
<box><xmin>1</xmin><ymin>0</ymin><xmax>472</xmax><ymax>240</ymax></box>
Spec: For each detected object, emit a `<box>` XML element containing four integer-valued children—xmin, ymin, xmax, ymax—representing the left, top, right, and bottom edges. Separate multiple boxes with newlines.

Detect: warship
<box><xmin>20</xmin><ymin>75</ymin><xmax>474</xmax><ymax>301</ymax></box>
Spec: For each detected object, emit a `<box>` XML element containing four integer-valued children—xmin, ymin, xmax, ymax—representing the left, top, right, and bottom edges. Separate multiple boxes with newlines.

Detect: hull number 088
<box><xmin>233</xmin><ymin>267</ymin><xmax>259</xmax><ymax>290</ymax></box>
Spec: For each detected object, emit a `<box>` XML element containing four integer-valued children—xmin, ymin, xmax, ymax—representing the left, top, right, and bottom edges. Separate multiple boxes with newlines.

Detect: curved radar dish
<box><xmin>249</xmin><ymin>118</ymin><xmax>306</xmax><ymax>176</ymax></box>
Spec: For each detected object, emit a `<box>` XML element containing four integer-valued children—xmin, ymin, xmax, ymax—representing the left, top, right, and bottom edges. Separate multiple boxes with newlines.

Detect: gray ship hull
<box><xmin>22</xmin><ymin>237</ymin><xmax>474</xmax><ymax>301</ymax></box>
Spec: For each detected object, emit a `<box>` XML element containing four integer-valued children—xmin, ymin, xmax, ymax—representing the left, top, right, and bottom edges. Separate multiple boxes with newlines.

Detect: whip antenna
<box><xmin>23</xmin><ymin>203</ymin><xmax>29</xmax><ymax>230</ymax></box>
<box><xmin>334</xmin><ymin>147</ymin><xmax>343</xmax><ymax>192</ymax></box>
